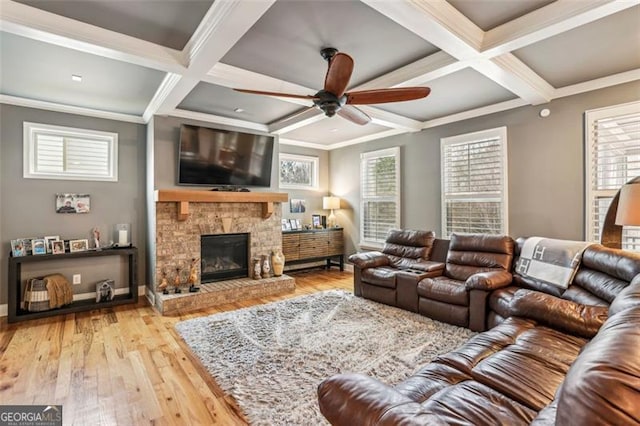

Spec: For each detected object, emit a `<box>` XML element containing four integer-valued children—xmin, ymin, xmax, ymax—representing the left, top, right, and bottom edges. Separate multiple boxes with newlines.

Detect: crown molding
<box><xmin>143</xmin><ymin>73</ymin><xmax>183</xmax><ymax>122</ymax></box>
<box><xmin>0</xmin><ymin>1</ymin><xmax>185</xmax><ymax>73</ymax></box>
<box><xmin>326</xmin><ymin>129</ymin><xmax>407</xmax><ymax>150</ymax></box>
<box><xmin>0</xmin><ymin>94</ymin><xmax>145</xmax><ymax>123</ymax></box>
<box><xmin>169</xmin><ymin>108</ymin><xmax>269</xmax><ymax>132</ymax></box>
<box><xmin>554</xmin><ymin>68</ymin><xmax>640</xmax><ymax>99</ymax></box>
<box><xmin>278</xmin><ymin>138</ymin><xmax>331</xmax><ymax>150</ymax></box>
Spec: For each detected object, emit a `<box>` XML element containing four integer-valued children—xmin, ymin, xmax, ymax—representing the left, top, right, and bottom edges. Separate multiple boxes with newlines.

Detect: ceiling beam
<box><xmin>482</xmin><ymin>0</ymin><xmax>640</xmax><ymax>57</ymax></box>
<box><xmin>169</xmin><ymin>108</ymin><xmax>269</xmax><ymax>132</ymax></box>
<box><xmin>268</xmin><ymin>108</ymin><xmax>326</xmax><ymax>134</ymax></box>
<box><xmin>204</xmin><ymin>63</ymin><xmax>316</xmax><ymax>107</ymax></box>
<box><xmin>0</xmin><ymin>0</ymin><xmax>185</xmax><ymax>73</ymax></box>
<box><xmin>362</xmin><ymin>0</ymin><xmax>553</xmax><ymax>104</ymax></box>
<box><xmin>152</xmin><ymin>0</ymin><xmax>276</xmax><ymax>117</ymax></box>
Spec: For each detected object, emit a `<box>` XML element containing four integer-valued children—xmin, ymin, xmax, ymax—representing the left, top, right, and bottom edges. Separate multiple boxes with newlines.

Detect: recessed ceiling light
<box><xmin>234</xmin><ymin>108</ymin><xmax>245</xmax><ymax>113</ymax></box>
<box><xmin>71</xmin><ymin>74</ymin><xmax>82</xmax><ymax>82</ymax></box>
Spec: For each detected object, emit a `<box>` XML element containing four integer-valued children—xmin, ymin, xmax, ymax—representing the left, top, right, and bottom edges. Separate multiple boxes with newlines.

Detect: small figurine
<box><xmin>158</xmin><ymin>269</ymin><xmax>169</xmax><ymax>294</ymax></box>
<box><xmin>93</xmin><ymin>227</ymin><xmax>101</xmax><ymax>249</ymax></box>
<box><xmin>174</xmin><ymin>265</ymin><xmax>182</xmax><ymax>294</ymax></box>
<box><xmin>188</xmin><ymin>257</ymin><xmax>200</xmax><ymax>292</ymax></box>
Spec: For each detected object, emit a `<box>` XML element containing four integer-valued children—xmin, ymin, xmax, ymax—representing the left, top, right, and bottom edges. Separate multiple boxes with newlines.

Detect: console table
<box><xmin>282</xmin><ymin>228</ymin><xmax>344</xmax><ymax>271</ymax></box>
<box><xmin>8</xmin><ymin>247</ymin><xmax>138</xmax><ymax>323</ymax></box>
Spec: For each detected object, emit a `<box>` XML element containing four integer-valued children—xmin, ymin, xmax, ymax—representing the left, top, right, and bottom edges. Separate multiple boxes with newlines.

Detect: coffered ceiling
<box><xmin>1</xmin><ymin>0</ymin><xmax>639</xmax><ymax>150</ymax></box>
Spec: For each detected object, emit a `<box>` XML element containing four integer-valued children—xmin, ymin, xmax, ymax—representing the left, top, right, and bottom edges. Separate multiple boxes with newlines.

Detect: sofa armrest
<box><xmin>318</xmin><ymin>373</ymin><xmax>437</xmax><ymax>426</ymax></box>
<box><xmin>409</xmin><ymin>260</ymin><xmax>445</xmax><ymax>273</ymax></box>
<box><xmin>465</xmin><ymin>270</ymin><xmax>512</xmax><ymax>291</ymax></box>
<box><xmin>510</xmin><ymin>289</ymin><xmax>608</xmax><ymax>338</ymax></box>
<box><xmin>348</xmin><ymin>251</ymin><xmax>390</xmax><ymax>269</ymax></box>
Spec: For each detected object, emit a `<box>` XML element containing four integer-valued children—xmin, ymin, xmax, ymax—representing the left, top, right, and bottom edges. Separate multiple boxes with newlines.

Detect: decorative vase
<box><xmin>252</xmin><ymin>257</ymin><xmax>262</xmax><ymax>280</ymax></box>
<box><xmin>271</xmin><ymin>250</ymin><xmax>285</xmax><ymax>277</ymax></box>
<box><xmin>261</xmin><ymin>254</ymin><xmax>272</xmax><ymax>278</ymax></box>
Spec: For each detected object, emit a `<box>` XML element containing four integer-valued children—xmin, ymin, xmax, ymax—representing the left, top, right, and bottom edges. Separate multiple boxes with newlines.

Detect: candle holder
<box><xmin>114</xmin><ymin>223</ymin><xmax>131</xmax><ymax>247</ymax></box>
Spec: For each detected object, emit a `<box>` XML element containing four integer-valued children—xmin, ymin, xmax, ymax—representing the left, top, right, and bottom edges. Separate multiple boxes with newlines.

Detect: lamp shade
<box><xmin>615</xmin><ymin>183</ymin><xmax>640</xmax><ymax>226</ymax></box>
<box><xmin>323</xmin><ymin>196</ymin><xmax>340</xmax><ymax>210</ymax></box>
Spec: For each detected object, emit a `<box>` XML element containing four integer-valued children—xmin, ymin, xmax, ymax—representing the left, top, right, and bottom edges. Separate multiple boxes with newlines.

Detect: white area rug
<box><xmin>175</xmin><ymin>290</ymin><xmax>475</xmax><ymax>425</ymax></box>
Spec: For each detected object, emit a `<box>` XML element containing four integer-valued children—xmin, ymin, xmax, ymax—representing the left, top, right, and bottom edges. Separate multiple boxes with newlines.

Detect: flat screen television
<box><xmin>178</xmin><ymin>124</ymin><xmax>274</xmax><ymax>187</ymax></box>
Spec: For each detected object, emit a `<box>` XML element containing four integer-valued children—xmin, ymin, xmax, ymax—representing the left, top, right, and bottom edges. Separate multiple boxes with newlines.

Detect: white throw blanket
<box><xmin>515</xmin><ymin>237</ymin><xmax>592</xmax><ymax>289</ymax></box>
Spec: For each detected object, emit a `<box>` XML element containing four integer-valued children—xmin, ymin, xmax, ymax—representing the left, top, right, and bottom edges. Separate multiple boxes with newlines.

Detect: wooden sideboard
<box><xmin>282</xmin><ymin>228</ymin><xmax>344</xmax><ymax>271</ymax></box>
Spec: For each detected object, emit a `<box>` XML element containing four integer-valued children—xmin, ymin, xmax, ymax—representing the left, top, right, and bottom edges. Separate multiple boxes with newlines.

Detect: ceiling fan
<box><xmin>233</xmin><ymin>47</ymin><xmax>431</xmax><ymax>126</ymax></box>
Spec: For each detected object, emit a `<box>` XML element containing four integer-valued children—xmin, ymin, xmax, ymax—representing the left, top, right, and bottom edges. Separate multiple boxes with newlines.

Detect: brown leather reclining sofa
<box><xmin>320</xmin><ymin>233</ymin><xmax>640</xmax><ymax>425</ymax></box>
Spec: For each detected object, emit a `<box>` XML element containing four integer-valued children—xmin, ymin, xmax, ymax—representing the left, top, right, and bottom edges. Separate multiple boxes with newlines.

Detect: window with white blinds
<box><xmin>585</xmin><ymin>101</ymin><xmax>640</xmax><ymax>251</ymax></box>
<box><xmin>360</xmin><ymin>147</ymin><xmax>400</xmax><ymax>248</ymax></box>
<box><xmin>23</xmin><ymin>122</ymin><xmax>118</xmax><ymax>181</ymax></box>
<box><xmin>441</xmin><ymin>127</ymin><xmax>508</xmax><ymax>237</ymax></box>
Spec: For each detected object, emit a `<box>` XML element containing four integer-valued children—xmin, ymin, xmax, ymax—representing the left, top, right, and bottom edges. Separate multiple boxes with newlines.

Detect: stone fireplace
<box><xmin>153</xmin><ymin>190</ymin><xmax>295</xmax><ymax>314</ymax></box>
<box><xmin>201</xmin><ymin>233</ymin><xmax>249</xmax><ymax>282</ymax></box>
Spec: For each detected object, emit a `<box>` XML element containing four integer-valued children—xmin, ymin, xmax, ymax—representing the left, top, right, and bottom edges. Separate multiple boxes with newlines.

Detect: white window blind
<box><xmin>585</xmin><ymin>101</ymin><xmax>640</xmax><ymax>251</ymax></box>
<box><xmin>441</xmin><ymin>127</ymin><xmax>508</xmax><ymax>237</ymax></box>
<box><xmin>360</xmin><ymin>147</ymin><xmax>400</xmax><ymax>247</ymax></box>
<box><xmin>24</xmin><ymin>122</ymin><xmax>118</xmax><ymax>181</ymax></box>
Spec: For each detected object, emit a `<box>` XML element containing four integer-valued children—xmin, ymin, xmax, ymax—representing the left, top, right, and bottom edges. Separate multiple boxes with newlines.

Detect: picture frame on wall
<box><xmin>69</xmin><ymin>239</ymin><xmax>89</xmax><ymax>253</ymax></box>
<box><xmin>279</xmin><ymin>154</ymin><xmax>319</xmax><ymax>189</ymax></box>
<box><xmin>56</xmin><ymin>193</ymin><xmax>91</xmax><ymax>214</ymax></box>
<box><xmin>290</xmin><ymin>198</ymin><xmax>307</xmax><ymax>213</ymax></box>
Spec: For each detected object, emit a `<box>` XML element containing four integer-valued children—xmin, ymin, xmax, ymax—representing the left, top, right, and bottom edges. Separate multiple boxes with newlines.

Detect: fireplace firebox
<box><xmin>201</xmin><ymin>233</ymin><xmax>249</xmax><ymax>283</ymax></box>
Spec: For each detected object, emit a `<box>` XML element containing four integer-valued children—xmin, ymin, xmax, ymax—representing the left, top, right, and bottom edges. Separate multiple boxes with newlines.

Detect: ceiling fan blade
<box><xmin>346</xmin><ymin>87</ymin><xmax>431</xmax><ymax>105</ymax></box>
<box><xmin>324</xmin><ymin>52</ymin><xmax>354</xmax><ymax>98</ymax></box>
<box><xmin>234</xmin><ymin>88</ymin><xmax>318</xmax><ymax>100</ymax></box>
<box><xmin>337</xmin><ymin>105</ymin><xmax>371</xmax><ymax>126</ymax></box>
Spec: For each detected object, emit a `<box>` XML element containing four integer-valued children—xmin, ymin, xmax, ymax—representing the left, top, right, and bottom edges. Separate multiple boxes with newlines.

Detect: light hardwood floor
<box><xmin>0</xmin><ymin>270</ymin><xmax>353</xmax><ymax>425</ymax></box>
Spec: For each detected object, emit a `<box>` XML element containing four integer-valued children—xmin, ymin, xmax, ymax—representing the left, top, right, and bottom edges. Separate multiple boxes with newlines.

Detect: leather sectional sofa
<box><xmin>319</xmin><ymin>232</ymin><xmax>640</xmax><ymax>425</ymax></box>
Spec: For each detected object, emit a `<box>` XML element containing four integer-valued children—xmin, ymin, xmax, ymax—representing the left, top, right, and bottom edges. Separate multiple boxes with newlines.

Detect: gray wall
<box><xmin>330</xmin><ymin>81</ymin><xmax>640</xmax><ymax>256</ymax></box>
<box><xmin>0</xmin><ymin>104</ymin><xmax>147</xmax><ymax>305</ymax></box>
<box><xmin>152</xmin><ymin>116</ymin><xmax>330</xmax><ymax>228</ymax></box>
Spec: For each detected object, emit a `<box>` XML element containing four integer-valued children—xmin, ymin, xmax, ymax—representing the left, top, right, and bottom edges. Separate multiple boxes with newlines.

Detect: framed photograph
<box><xmin>279</xmin><ymin>154</ymin><xmax>319</xmax><ymax>189</ymax></box>
<box><xmin>290</xmin><ymin>198</ymin><xmax>307</xmax><ymax>213</ymax></box>
<box><xmin>10</xmin><ymin>239</ymin><xmax>26</xmax><ymax>257</ymax></box>
<box><xmin>56</xmin><ymin>193</ymin><xmax>90</xmax><ymax>214</ymax></box>
<box><xmin>283</xmin><ymin>220</ymin><xmax>291</xmax><ymax>231</ymax></box>
<box><xmin>289</xmin><ymin>219</ymin><xmax>298</xmax><ymax>230</ymax></box>
<box><xmin>51</xmin><ymin>240</ymin><xmax>65</xmax><ymax>255</ymax></box>
<box><xmin>44</xmin><ymin>235</ymin><xmax>60</xmax><ymax>253</ymax></box>
<box><xmin>312</xmin><ymin>214</ymin><xmax>322</xmax><ymax>229</ymax></box>
<box><xmin>31</xmin><ymin>239</ymin><xmax>47</xmax><ymax>255</ymax></box>
<box><xmin>295</xmin><ymin>219</ymin><xmax>301</xmax><ymax>229</ymax></box>
<box><xmin>22</xmin><ymin>238</ymin><xmax>33</xmax><ymax>255</ymax></box>
<box><xmin>69</xmin><ymin>239</ymin><xmax>89</xmax><ymax>253</ymax></box>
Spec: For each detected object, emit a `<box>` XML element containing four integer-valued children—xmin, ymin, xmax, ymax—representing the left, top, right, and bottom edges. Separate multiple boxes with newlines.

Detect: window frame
<box><xmin>584</xmin><ymin>100</ymin><xmax>640</xmax><ymax>248</ymax></box>
<box><xmin>359</xmin><ymin>146</ymin><xmax>401</xmax><ymax>249</ymax></box>
<box><xmin>440</xmin><ymin>126</ymin><xmax>509</xmax><ymax>238</ymax></box>
<box><xmin>278</xmin><ymin>153</ymin><xmax>319</xmax><ymax>190</ymax></box>
<box><xmin>23</xmin><ymin>122</ymin><xmax>118</xmax><ymax>182</ymax></box>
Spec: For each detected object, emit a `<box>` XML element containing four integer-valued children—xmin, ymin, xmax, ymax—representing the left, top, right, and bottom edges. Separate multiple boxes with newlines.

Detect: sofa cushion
<box><xmin>361</xmin><ymin>266</ymin><xmax>397</xmax><ymax>288</ymax></box>
<box><xmin>382</xmin><ymin>229</ymin><xmax>435</xmax><ymax>261</ymax></box>
<box><xmin>394</xmin><ymin>361</ymin><xmax>470</xmax><ymax>403</ymax></box>
<box><xmin>445</xmin><ymin>234</ymin><xmax>514</xmax><ymax>281</ymax></box>
<box><xmin>509</xmin><ymin>289</ymin><xmax>608</xmax><ymax>338</ymax></box>
<box><xmin>561</xmin><ymin>284</ymin><xmax>608</xmax><ymax>306</ymax></box>
<box><xmin>418</xmin><ymin>276</ymin><xmax>468</xmax><ymax>305</ymax></box>
<box><xmin>420</xmin><ymin>381</ymin><xmax>537</xmax><ymax>426</ymax></box>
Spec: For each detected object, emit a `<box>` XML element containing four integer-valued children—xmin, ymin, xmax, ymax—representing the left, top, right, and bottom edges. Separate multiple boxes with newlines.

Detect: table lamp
<box><xmin>601</xmin><ymin>176</ymin><xmax>640</xmax><ymax>249</ymax></box>
<box><xmin>323</xmin><ymin>196</ymin><xmax>340</xmax><ymax>228</ymax></box>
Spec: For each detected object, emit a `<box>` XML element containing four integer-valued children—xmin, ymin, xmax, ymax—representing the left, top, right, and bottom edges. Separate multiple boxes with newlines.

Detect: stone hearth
<box><xmin>154</xmin><ymin>190</ymin><xmax>292</xmax><ymax>314</ymax></box>
<box><xmin>157</xmin><ymin>275</ymin><xmax>295</xmax><ymax>315</ymax></box>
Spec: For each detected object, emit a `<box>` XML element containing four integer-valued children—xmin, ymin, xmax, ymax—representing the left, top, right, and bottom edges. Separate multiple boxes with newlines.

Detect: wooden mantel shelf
<box><xmin>155</xmin><ymin>189</ymin><xmax>289</xmax><ymax>220</ymax></box>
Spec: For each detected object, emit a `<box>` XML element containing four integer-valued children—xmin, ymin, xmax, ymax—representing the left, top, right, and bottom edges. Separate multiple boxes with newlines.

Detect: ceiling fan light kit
<box><xmin>234</xmin><ymin>48</ymin><xmax>431</xmax><ymax>125</ymax></box>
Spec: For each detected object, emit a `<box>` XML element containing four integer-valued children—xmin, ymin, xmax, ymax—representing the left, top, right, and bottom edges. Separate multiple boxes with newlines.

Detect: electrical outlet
<box><xmin>73</xmin><ymin>274</ymin><xmax>81</xmax><ymax>285</ymax></box>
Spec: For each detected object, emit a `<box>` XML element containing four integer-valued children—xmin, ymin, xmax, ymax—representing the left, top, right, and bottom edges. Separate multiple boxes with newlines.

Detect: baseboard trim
<box><xmin>0</xmin><ymin>285</ymin><xmax>147</xmax><ymax>317</ymax></box>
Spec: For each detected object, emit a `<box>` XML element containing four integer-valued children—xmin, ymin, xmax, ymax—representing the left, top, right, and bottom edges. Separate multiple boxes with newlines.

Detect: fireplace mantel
<box><xmin>155</xmin><ymin>189</ymin><xmax>289</xmax><ymax>220</ymax></box>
